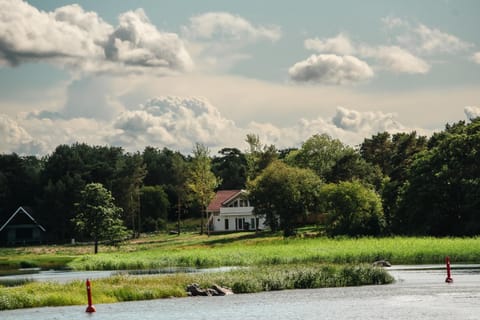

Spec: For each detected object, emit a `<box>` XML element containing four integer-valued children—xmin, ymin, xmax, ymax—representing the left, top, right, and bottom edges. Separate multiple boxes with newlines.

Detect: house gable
<box><xmin>207</xmin><ymin>190</ymin><xmax>241</xmax><ymax>213</ymax></box>
<box><xmin>0</xmin><ymin>206</ymin><xmax>47</xmax><ymax>244</ymax></box>
<box><xmin>0</xmin><ymin>206</ymin><xmax>46</xmax><ymax>232</ymax></box>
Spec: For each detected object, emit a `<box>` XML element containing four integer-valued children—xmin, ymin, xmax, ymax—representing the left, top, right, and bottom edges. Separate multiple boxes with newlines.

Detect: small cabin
<box><xmin>0</xmin><ymin>206</ymin><xmax>46</xmax><ymax>245</ymax></box>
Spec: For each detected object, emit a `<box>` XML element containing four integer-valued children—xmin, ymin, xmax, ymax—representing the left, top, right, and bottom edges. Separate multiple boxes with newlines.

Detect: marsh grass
<box><xmin>0</xmin><ymin>264</ymin><xmax>393</xmax><ymax>310</ymax></box>
<box><xmin>68</xmin><ymin>236</ymin><xmax>480</xmax><ymax>271</ymax></box>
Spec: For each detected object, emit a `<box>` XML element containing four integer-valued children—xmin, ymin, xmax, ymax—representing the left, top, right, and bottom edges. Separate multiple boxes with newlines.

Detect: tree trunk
<box><xmin>177</xmin><ymin>198</ymin><xmax>181</xmax><ymax>236</ymax></box>
<box><xmin>94</xmin><ymin>240</ymin><xmax>98</xmax><ymax>254</ymax></box>
<box><xmin>200</xmin><ymin>206</ymin><xmax>204</xmax><ymax>235</ymax></box>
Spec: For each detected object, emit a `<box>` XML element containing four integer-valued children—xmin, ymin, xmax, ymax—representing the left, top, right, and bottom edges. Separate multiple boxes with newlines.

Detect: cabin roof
<box><xmin>0</xmin><ymin>206</ymin><xmax>46</xmax><ymax>232</ymax></box>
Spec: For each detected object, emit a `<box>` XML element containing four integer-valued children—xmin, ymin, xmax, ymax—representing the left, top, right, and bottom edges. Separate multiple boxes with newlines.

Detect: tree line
<box><xmin>1</xmin><ymin>117</ymin><xmax>479</xmax><ymax>242</ymax></box>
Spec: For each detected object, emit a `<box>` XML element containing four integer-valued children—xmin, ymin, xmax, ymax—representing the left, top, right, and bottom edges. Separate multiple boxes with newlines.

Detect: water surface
<box><xmin>1</xmin><ymin>265</ymin><xmax>479</xmax><ymax>320</ymax></box>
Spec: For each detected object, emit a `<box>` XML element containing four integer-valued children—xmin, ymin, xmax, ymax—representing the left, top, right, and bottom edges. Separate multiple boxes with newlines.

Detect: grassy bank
<box><xmin>0</xmin><ymin>264</ymin><xmax>393</xmax><ymax>310</ymax></box>
<box><xmin>1</xmin><ymin>234</ymin><xmax>479</xmax><ymax>272</ymax></box>
<box><xmin>67</xmin><ymin>235</ymin><xmax>480</xmax><ymax>270</ymax></box>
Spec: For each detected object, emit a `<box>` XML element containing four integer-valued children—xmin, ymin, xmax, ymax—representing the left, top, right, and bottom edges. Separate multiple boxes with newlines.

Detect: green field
<box><xmin>2</xmin><ymin>232</ymin><xmax>480</xmax><ymax>271</ymax></box>
<box><xmin>1</xmin><ymin>232</ymin><xmax>479</xmax><ymax>310</ymax></box>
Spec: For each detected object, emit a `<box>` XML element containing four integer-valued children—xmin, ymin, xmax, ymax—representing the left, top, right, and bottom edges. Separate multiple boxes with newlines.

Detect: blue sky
<box><xmin>1</xmin><ymin>0</ymin><xmax>479</xmax><ymax>155</ymax></box>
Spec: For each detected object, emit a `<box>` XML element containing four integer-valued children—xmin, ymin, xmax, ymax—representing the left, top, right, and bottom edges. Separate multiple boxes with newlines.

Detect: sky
<box><xmin>0</xmin><ymin>0</ymin><xmax>479</xmax><ymax>155</ymax></box>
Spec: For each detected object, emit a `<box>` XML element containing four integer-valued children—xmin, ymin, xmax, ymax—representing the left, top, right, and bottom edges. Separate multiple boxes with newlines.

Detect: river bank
<box><xmin>2</xmin><ymin>266</ymin><xmax>480</xmax><ymax>320</ymax></box>
<box><xmin>0</xmin><ymin>264</ymin><xmax>393</xmax><ymax>310</ymax></box>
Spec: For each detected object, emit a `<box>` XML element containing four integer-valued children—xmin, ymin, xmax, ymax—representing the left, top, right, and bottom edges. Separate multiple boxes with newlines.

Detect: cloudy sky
<box><xmin>1</xmin><ymin>0</ymin><xmax>479</xmax><ymax>155</ymax></box>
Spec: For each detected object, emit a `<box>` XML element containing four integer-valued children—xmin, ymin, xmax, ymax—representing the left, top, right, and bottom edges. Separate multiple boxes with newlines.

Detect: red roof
<box><xmin>207</xmin><ymin>190</ymin><xmax>241</xmax><ymax>211</ymax></box>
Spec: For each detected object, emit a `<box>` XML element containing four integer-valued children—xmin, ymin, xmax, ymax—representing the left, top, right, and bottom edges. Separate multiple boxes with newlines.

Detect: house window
<box><xmin>225</xmin><ymin>219</ymin><xmax>229</xmax><ymax>230</ymax></box>
<box><xmin>237</xmin><ymin>218</ymin><xmax>243</xmax><ymax>230</ymax></box>
<box><xmin>251</xmin><ymin>218</ymin><xmax>255</xmax><ymax>229</ymax></box>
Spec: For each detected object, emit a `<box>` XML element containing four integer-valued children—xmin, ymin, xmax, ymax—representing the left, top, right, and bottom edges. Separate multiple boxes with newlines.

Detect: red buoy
<box><xmin>85</xmin><ymin>278</ymin><xmax>96</xmax><ymax>313</ymax></box>
<box><xmin>445</xmin><ymin>256</ymin><xmax>453</xmax><ymax>283</ymax></box>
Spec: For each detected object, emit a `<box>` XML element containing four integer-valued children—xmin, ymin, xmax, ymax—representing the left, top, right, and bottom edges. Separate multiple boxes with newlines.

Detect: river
<box><xmin>1</xmin><ymin>265</ymin><xmax>480</xmax><ymax>320</ymax></box>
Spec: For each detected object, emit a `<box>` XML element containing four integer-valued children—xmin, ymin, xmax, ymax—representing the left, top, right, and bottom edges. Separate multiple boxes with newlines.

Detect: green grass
<box><xmin>0</xmin><ymin>264</ymin><xmax>393</xmax><ymax>310</ymax></box>
<box><xmin>67</xmin><ymin>235</ymin><xmax>480</xmax><ymax>270</ymax></box>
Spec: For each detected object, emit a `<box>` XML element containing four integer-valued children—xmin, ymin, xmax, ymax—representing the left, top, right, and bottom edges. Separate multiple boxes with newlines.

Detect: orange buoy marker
<box><xmin>445</xmin><ymin>256</ymin><xmax>453</xmax><ymax>283</ymax></box>
<box><xmin>85</xmin><ymin>278</ymin><xmax>96</xmax><ymax>313</ymax></box>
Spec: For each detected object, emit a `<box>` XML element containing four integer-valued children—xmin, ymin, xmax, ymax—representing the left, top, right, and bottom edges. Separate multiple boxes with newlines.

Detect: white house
<box><xmin>207</xmin><ymin>190</ymin><xmax>265</xmax><ymax>232</ymax></box>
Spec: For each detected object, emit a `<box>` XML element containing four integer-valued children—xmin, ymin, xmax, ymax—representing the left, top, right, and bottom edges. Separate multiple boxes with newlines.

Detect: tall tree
<box><xmin>140</xmin><ymin>185</ymin><xmax>169</xmax><ymax>232</ymax></box>
<box><xmin>73</xmin><ymin>183</ymin><xmax>128</xmax><ymax>254</ymax></box>
<box><xmin>187</xmin><ymin>143</ymin><xmax>220</xmax><ymax>235</ymax></box>
<box><xmin>212</xmin><ymin>148</ymin><xmax>247</xmax><ymax>189</ymax></box>
<box><xmin>285</xmin><ymin>134</ymin><xmax>350</xmax><ymax>180</ymax></box>
<box><xmin>245</xmin><ymin>134</ymin><xmax>278</xmax><ymax>181</ymax></box>
<box><xmin>111</xmin><ymin>152</ymin><xmax>146</xmax><ymax>237</ymax></box>
<box><xmin>249</xmin><ymin>161</ymin><xmax>323</xmax><ymax>237</ymax></box>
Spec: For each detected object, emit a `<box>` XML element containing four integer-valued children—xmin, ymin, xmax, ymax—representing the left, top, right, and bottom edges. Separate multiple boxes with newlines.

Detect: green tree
<box><xmin>140</xmin><ymin>185</ymin><xmax>169</xmax><ymax>232</ymax></box>
<box><xmin>285</xmin><ymin>134</ymin><xmax>350</xmax><ymax>180</ymax></box>
<box><xmin>320</xmin><ymin>181</ymin><xmax>385</xmax><ymax>237</ymax></box>
<box><xmin>397</xmin><ymin>118</ymin><xmax>480</xmax><ymax>236</ymax></box>
<box><xmin>187</xmin><ymin>143</ymin><xmax>220</xmax><ymax>235</ymax></box>
<box><xmin>212</xmin><ymin>148</ymin><xmax>247</xmax><ymax>189</ymax></box>
<box><xmin>73</xmin><ymin>183</ymin><xmax>128</xmax><ymax>254</ymax></box>
<box><xmin>249</xmin><ymin>161</ymin><xmax>323</xmax><ymax>237</ymax></box>
<box><xmin>111</xmin><ymin>152</ymin><xmax>146</xmax><ymax>237</ymax></box>
<box><xmin>245</xmin><ymin>134</ymin><xmax>278</xmax><ymax>181</ymax></box>
<box><xmin>326</xmin><ymin>150</ymin><xmax>385</xmax><ymax>191</ymax></box>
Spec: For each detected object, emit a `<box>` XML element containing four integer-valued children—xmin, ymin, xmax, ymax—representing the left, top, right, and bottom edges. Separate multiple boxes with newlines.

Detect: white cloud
<box><xmin>104</xmin><ymin>9</ymin><xmax>193</xmax><ymax>72</ymax></box>
<box><xmin>360</xmin><ymin>45</ymin><xmax>430</xmax><ymax>74</ymax></box>
<box><xmin>304</xmin><ymin>33</ymin><xmax>355</xmax><ymax>55</ymax></box>
<box><xmin>464</xmin><ymin>106</ymin><xmax>480</xmax><ymax>120</ymax></box>
<box><xmin>472</xmin><ymin>52</ymin><xmax>480</xmax><ymax>64</ymax></box>
<box><xmin>383</xmin><ymin>17</ymin><xmax>472</xmax><ymax>55</ymax></box>
<box><xmin>183</xmin><ymin>12</ymin><xmax>281</xmax><ymax>42</ymax></box>
<box><xmin>182</xmin><ymin>12</ymin><xmax>281</xmax><ymax>71</ymax></box>
<box><xmin>0</xmin><ymin>114</ymin><xmax>47</xmax><ymax>155</ymax></box>
<box><xmin>302</xmin><ymin>33</ymin><xmax>428</xmax><ymax>76</ymax></box>
<box><xmin>288</xmin><ymin>54</ymin><xmax>374</xmax><ymax>85</ymax></box>
<box><xmin>109</xmin><ymin>96</ymin><xmax>242</xmax><ymax>152</ymax></box>
<box><xmin>0</xmin><ymin>0</ymin><xmax>192</xmax><ymax>74</ymax></box>
<box><xmin>332</xmin><ymin>106</ymin><xmax>402</xmax><ymax>133</ymax></box>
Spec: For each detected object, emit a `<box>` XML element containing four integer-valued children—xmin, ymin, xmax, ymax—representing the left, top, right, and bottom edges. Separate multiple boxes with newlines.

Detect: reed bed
<box><xmin>0</xmin><ymin>264</ymin><xmax>393</xmax><ymax>310</ymax></box>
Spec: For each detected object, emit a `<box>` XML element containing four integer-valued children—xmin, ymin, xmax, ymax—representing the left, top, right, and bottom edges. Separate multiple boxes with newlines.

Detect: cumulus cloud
<box><xmin>288</xmin><ymin>54</ymin><xmax>374</xmax><ymax>85</ymax></box>
<box><xmin>300</xmin><ymin>33</ymin><xmax>428</xmax><ymax>78</ymax></box>
<box><xmin>360</xmin><ymin>45</ymin><xmax>430</xmax><ymax>74</ymax></box>
<box><xmin>304</xmin><ymin>33</ymin><xmax>355</xmax><ymax>55</ymax></box>
<box><xmin>464</xmin><ymin>106</ymin><xmax>480</xmax><ymax>120</ymax></box>
<box><xmin>0</xmin><ymin>114</ymin><xmax>47</xmax><ymax>155</ymax></box>
<box><xmin>332</xmin><ymin>106</ymin><xmax>402</xmax><ymax>133</ymax></box>
<box><xmin>0</xmin><ymin>0</ymin><xmax>192</xmax><ymax>74</ymax></box>
<box><xmin>109</xmin><ymin>96</ymin><xmax>241</xmax><ymax>151</ymax></box>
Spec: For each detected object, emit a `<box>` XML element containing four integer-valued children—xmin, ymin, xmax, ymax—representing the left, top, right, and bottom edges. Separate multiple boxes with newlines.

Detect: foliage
<box><xmin>320</xmin><ymin>181</ymin><xmax>385</xmax><ymax>236</ymax></box>
<box><xmin>245</xmin><ymin>133</ymin><xmax>278</xmax><ymax>181</ymax></box>
<box><xmin>249</xmin><ymin>161</ymin><xmax>323</xmax><ymax>236</ymax></box>
<box><xmin>396</xmin><ymin>118</ymin><xmax>480</xmax><ymax>235</ymax></box>
<box><xmin>285</xmin><ymin>134</ymin><xmax>351</xmax><ymax>180</ymax></box>
<box><xmin>140</xmin><ymin>185</ymin><xmax>169</xmax><ymax>232</ymax></box>
<box><xmin>212</xmin><ymin>147</ymin><xmax>247</xmax><ymax>189</ymax></box>
<box><xmin>186</xmin><ymin>143</ymin><xmax>220</xmax><ymax>234</ymax></box>
<box><xmin>73</xmin><ymin>183</ymin><xmax>129</xmax><ymax>253</ymax></box>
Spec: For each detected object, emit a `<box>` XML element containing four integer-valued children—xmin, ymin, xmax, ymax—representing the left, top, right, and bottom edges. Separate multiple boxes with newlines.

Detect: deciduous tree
<box><xmin>73</xmin><ymin>183</ymin><xmax>128</xmax><ymax>254</ymax></box>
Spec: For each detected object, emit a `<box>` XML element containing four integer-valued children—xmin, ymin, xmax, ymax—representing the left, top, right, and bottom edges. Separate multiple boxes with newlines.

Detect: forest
<box><xmin>0</xmin><ymin>117</ymin><xmax>479</xmax><ymax>242</ymax></box>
